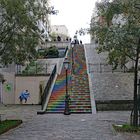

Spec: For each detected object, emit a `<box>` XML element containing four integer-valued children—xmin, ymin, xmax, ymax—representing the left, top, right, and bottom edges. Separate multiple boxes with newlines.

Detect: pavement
<box><xmin>0</xmin><ymin>42</ymin><xmax>140</xmax><ymax>139</ymax></box>
<box><xmin>0</xmin><ymin>105</ymin><xmax>140</xmax><ymax>140</ymax></box>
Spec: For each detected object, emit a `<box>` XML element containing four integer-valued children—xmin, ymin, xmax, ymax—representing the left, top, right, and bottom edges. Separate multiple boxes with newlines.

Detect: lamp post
<box><xmin>64</xmin><ymin>59</ymin><xmax>71</xmax><ymax>115</ymax></box>
<box><xmin>71</xmin><ymin>43</ymin><xmax>74</xmax><ymax>74</ymax></box>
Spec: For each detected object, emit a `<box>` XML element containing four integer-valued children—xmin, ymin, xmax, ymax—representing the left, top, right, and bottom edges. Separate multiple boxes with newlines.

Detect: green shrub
<box><xmin>0</xmin><ymin>120</ymin><xmax>22</xmax><ymax>135</ymax></box>
<box><xmin>45</xmin><ymin>46</ymin><xmax>59</xmax><ymax>57</ymax></box>
<box><xmin>113</xmin><ymin>124</ymin><xmax>140</xmax><ymax>133</ymax></box>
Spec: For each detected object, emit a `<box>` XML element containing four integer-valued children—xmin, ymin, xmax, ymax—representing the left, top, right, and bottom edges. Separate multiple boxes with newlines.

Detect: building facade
<box><xmin>50</xmin><ymin>25</ymin><xmax>70</xmax><ymax>41</ymax></box>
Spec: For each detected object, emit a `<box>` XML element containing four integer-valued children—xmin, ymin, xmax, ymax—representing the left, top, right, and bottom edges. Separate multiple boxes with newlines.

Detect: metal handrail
<box><xmin>41</xmin><ymin>65</ymin><xmax>57</xmax><ymax>110</ymax></box>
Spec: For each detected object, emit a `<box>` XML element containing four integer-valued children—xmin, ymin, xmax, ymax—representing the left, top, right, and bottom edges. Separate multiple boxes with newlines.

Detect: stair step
<box><xmin>70</xmin><ymin>98</ymin><xmax>90</xmax><ymax>100</ymax></box>
<box><xmin>47</xmin><ymin>102</ymin><xmax>65</xmax><ymax>105</ymax></box>
<box><xmin>50</xmin><ymin>96</ymin><xmax>65</xmax><ymax>99</ymax></box>
<box><xmin>47</xmin><ymin>105</ymin><xmax>65</xmax><ymax>108</ymax></box>
<box><xmin>46</xmin><ymin>109</ymin><xmax>92</xmax><ymax>113</ymax></box>
<box><xmin>48</xmin><ymin>99</ymin><xmax>91</xmax><ymax>103</ymax></box>
<box><xmin>45</xmin><ymin>111</ymin><xmax>64</xmax><ymax>113</ymax></box>
<box><xmin>48</xmin><ymin>101</ymin><xmax>91</xmax><ymax>104</ymax></box>
<box><xmin>71</xmin><ymin>94</ymin><xmax>90</xmax><ymax>96</ymax></box>
<box><xmin>45</xmin><ymin>111</ymin><xmax>92</xmax><ymax>114</ymax></box>
<box><xmin>70</xmin><ymin>102</ymin><xmax>91</xmax><ymax>105</ymax></box>
<box><xmin>70</xmin><ymin>109</ymin><xmax>92</xmax><ymax>112</ymax></box>
<box><xmin>70</xmin><ymin>104</ymin><xmax>91</xmax><ymax>107</ymax></box>
<box><xmin>71</xmin><ymin>99</ymin><xmax>91</xmax><ymax>101</ymax></box>
<box><xmin>70</xmin><ymin>99</ymin><xmax>91</xmax><ymax>101</ymax></box>
<box><xmin>70</xmin><ymin>95</ymin><xmax>90</xmax><ymax>97</ymax></box>
<box><xmin>46</xmin><ymin>108</ymin><xmax>64</xmax><ymax>111</ymax></box>
<box><xmin>47</xmin><ymin>104</ymin><xmax>91</xmax><ymax>108</ymax></box>
<box><xmin>70</xmin><ymin>106</ymin><xmax>91</xmax><ymax>109</ymax></box>
<box><xmin>50</xmin><ymin>96</ymin><xmax>90</xmax><ymax>102</ymax></box>
<box><xmin>71</xmin><ymin>92</ymin><xmax>90</xmax><ymax>94</ymax></box>
<box><xmin>72</xmin><ymin>90</ymin><xmax>90</xmax><ymax>92</ymax></box>
<box><xmin>48</xmin><ymin>100</ymin><xmax>65</xmax><ymax>103</ymax></box>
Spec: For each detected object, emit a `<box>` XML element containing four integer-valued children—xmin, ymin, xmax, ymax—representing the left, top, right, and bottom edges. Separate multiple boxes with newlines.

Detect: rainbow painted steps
<box><xmin>46</xmin><ymin>70</ymin><xmax>71</xmax><ymax>113</ymax></box>
<box><xmin>46</xmin><ymin>45</ymin><xmax>92</xmax><ymax>114</ymax></box>
<box><xmin>70</xmin><ymin>74</ymin><xmax>92</xmax><ymax>113</ymax></box>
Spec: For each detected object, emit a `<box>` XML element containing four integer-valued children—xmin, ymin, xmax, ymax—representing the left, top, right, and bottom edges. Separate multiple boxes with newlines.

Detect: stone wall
<box><xmin>96</xmin><ymin>100</ymin><xmax>133</xmax><ymax>111</ymax></box>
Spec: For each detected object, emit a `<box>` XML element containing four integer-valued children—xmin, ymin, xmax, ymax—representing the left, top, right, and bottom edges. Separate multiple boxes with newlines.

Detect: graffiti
<box><xmin>4</xmin><ymin>82</ymin><xmax>13</xmax><ymax>92</ymax></box>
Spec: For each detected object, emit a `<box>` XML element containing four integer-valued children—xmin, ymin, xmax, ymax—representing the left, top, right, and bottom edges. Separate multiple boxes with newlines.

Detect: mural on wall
<box><xmin>4</xmin><ymin>82</ymin><xmax>13</xmax><ymax>93</ymax></box>
<box><xmin>19</xmin><ymin>90</ymin><xmax>30</xmax><ymax>104</ymax></box>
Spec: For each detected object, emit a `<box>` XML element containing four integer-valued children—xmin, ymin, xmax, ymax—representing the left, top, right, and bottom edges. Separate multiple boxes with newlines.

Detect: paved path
<box><xmin>0</xmin><ymin>105</ymin><xmax>140</xmax><ymax>140</ymax></box>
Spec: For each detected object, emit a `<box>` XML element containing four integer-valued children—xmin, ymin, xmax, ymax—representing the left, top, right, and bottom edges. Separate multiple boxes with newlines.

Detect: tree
<box><xmin>0</xmin><ymin>0</ymin><xmax>57</xmax><ymax>65</ymax></box>
<box><xmin>90</xmin><ymin>0</ymin><xmax>140</xmax><ymax>126</ymax></box>
<box><xmin>45</xmin><ymin>46</ymin><xmax>59</xmax><ymax>58</ymax></box>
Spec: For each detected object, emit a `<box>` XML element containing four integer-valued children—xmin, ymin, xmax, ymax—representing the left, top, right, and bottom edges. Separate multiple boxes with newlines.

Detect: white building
<box><xmin>51</xmin><ymin>25</ymin><xmax>70</xmax><ymax>41</ymax></box>
<box><xmin>37</xmin><ymin>0</ymin><xmax>51</xmax><ymax>41</ymax></box>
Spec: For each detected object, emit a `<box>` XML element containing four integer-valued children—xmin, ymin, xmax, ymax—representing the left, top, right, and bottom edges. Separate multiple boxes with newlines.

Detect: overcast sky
<box><xmin>50</xmin><ymin>0</ymin><xmax>97</xmax><ymax>43</ymax></box>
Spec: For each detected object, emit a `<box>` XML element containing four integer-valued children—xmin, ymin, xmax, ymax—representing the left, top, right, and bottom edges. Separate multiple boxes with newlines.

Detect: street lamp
<box><xmin>63</xmin><ymin>59</ymin><xmax>71</xmax><ymax>115</ymax></box>
<box><xmin>71</xmin><ymin>43</ymin><xmax>74</xmax><ymax>74</ymax></box>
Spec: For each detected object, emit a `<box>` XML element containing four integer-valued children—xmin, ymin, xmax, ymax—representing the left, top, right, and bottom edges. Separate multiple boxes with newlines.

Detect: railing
<box><xmin>41</xmin><ymin>65</ymin><xmax>57</xmax><ymax>110</ymax></box>
<box><xmin>64</xmin><ymin>46</ymin><xmax>68</xmax><ymax>57</ymax></box>
<box><xmin>88</xmin><ymin>63</ymin><xmax>132</xmax><ymax>73</ymax></box>
<box><xmin>16</xmin><ymin>61</ymin><xmax>56</xmax><ymax>75</ymax></box>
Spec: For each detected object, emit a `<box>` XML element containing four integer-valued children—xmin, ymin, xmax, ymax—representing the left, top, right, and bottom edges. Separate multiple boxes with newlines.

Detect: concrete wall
<box><xmin>15</xmin><ymin>76</ymin><xmax>49</xmax><ymax>104</ymax></box>
<box><xmin>36</xmin><ymin>58</ymin><xmax>64</xmax><ymax>74</ymax></box>
<box><xmin>46</xmin><ymin>58</ymin><xmax>64</xmax><ymax>74</ymax></box>
<box><xmin>1</xmin><ymin>74</ymin><xmax>51</xmax><ymax>105</ymax></box>
<box><xmin>41</xmin><ymin>41</ymin><xmax>71</xmax><ymax>49</ymax></box>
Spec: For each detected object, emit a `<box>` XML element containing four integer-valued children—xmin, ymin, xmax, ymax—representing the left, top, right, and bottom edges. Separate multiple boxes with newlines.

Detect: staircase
<box><xmin>46</xmin><ymin>69</ymin><xmax>71</xmax><ymax>113</ymax></box>
<box><xmin>70</xmin><ymin>45</ymin><xmax>92</xmax><ymax>113</ymax></box>
<box><xmin>46</xmin><ymin>45</ymin><xmax>92</xmax><ymax>114</ymax></box>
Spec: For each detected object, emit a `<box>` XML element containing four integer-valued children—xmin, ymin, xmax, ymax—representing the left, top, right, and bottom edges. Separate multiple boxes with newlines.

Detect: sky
<box><xmin>50</xmin><ymin>0</ymin><xmax>97</xmax><ymax>43</ymax></box>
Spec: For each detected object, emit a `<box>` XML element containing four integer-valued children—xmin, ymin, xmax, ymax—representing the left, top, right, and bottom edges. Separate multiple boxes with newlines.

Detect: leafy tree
<box><xmin>45</xmin><ymin>46</ymin><xmax>59</xmax><ymax>57</ymax></box>
<box><xmin>90</xmin><ymin>0</ymin><xmax>140</xmax><ymax>126</ymax></box>
<box><xmin>0</xmin><ymin>0</ymin><xmax>57</xmax><ymax>65</ymax></box>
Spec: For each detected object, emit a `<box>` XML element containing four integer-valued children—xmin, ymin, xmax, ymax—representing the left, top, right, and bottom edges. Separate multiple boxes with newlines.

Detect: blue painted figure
<box><xmin>19</xmin><ymin>90</ymin><xmax>30</xmax><ymax>103</ymax></box>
